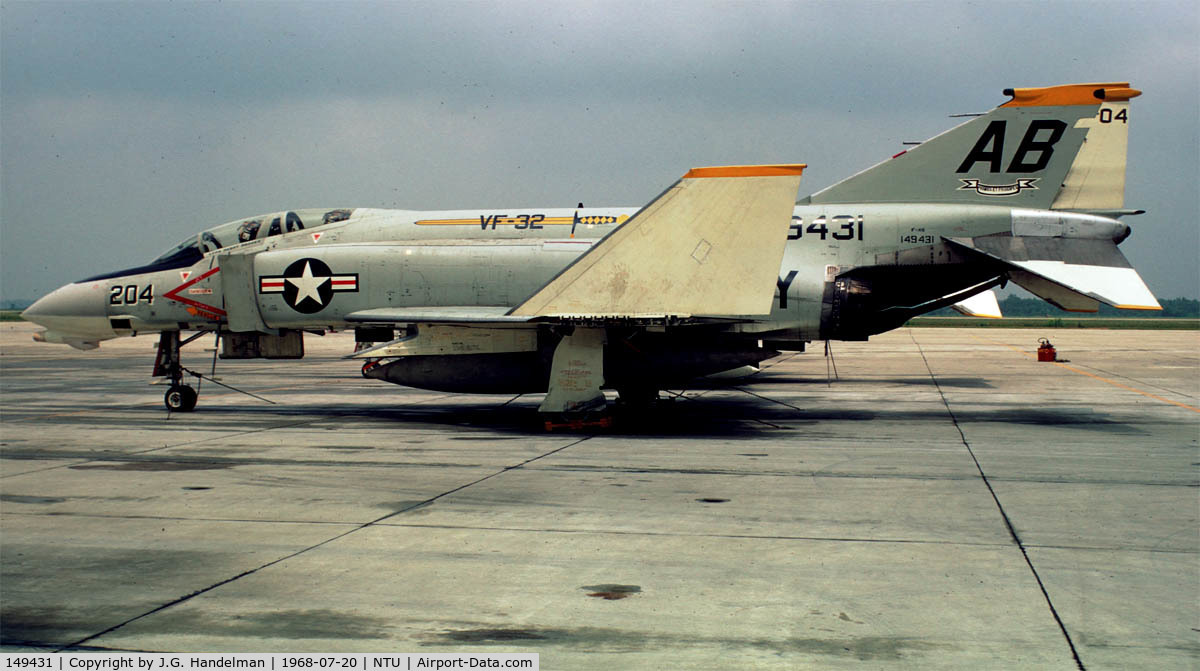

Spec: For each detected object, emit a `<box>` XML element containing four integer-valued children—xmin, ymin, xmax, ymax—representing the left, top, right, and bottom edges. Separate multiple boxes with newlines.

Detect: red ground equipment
<box><xmin>1037</xmin><ymin>338</ymin><xmax>1057</xmax><ymax>362</ymax></box>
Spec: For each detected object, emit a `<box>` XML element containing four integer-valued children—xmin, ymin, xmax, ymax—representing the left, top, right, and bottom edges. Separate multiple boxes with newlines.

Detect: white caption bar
<box><xmin>0</xmin><ymin>654</ymin><xmax>538</xmax><ymax>671</ymax></box>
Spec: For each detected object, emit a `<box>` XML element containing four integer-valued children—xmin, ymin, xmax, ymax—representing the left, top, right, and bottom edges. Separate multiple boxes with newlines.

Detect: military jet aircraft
<box><xmin>23</xmin><ymin>82</ymin><xmax>1159</xmax><ymax>415</ymax></box>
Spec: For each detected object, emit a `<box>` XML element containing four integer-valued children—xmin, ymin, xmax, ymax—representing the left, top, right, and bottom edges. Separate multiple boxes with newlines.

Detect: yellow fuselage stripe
<box><xmin>415</xmin><ymin>215</ymin><xmax>628</xmax><ymax>226</ymax></box>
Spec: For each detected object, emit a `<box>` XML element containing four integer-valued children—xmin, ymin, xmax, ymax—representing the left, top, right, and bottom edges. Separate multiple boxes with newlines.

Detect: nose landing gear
<box><xmin>154</xmin><ymin>330</ymin><xmax>201</xmax><ymax>412</ymax></box>
<box><xmin>164</xmin><ymin>383</ymin><xmax>198</xmax><ymax>412</ymax></box>
<box><xmin>152</xmin><ymin>329</ymin><xmax>277</xmax><ymax>412</ymax></box>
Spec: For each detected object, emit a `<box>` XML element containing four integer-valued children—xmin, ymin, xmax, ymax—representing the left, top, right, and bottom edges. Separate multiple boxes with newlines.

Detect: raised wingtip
<box><xmin>683</xmin><ymin>164</ymin><xmax>806</xmax><ymax>179</ymax></box>
<box><xmin>1000</xmin><ymin>83</ymin><xmax>1140</xmax><ymax>107</ymax></box>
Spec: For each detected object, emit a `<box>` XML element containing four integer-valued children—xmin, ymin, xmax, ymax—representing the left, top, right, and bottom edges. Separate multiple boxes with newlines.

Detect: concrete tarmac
<box><xmin>1</xmin><ymin>321</ymin><xmax>1196</xmax><ymax>669</ymax></box>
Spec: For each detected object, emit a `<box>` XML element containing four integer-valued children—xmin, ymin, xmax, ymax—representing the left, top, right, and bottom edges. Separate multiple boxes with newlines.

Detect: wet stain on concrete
<box><xmin>429</xmin><ymin>623</ymin><xmax>942</xmax><ymax>659</ymax></box>
<box><xmin>0</xmin><ymin>606</ymin><xmax>94</xmax><ymax>646</ymax></box>
<box><xmin>757</xmin><ymin>374</ymin><xmax>993</xmax><ymax>390</ymax></box>
<box><xmin>442</xmin><ymin>628</ymin><xmax>550</xmax><ymax>642</ymax></box>
<box><xmin>0</xmin><ymin>494</ymin><xmax>67</xmax><ymax>504</ymax></box>
<box><xmin>697</xmin><ymin>498</ymin><xmax>730</xmax><ymax>504</ymax></box>
<box><xmin>138</xmin><ymin>609</ymin><xmax>392</xmax><ymax>640</ymax></box>
<box><xmin>181</xmin><ymin>487</ymin><xmax>212</xmax><ymax>491</ymax></box>
<box><xmin>884</xmin><ymin>377</ymin><xmax>994</xmax><ymax>389</ymax></box>
<box><xmin>958</xmin><ymin>409</ymin><xmax>1142</xmax><ymax>433</ymax></box>
<box><xmin>70</xmin><ymin>461</ymin><xmax>231</xmax><ymax>472</ymax></box>
<box><xmin>778</xmin><ymin>636</ymin><xmax>940</xmax><ymax>660</ymax></box>
<box><xmin>380</xmin><ymin>500</ymin><xmax>432</xmax><ymax>513</ymax></box>
<box><xmin>582</xmin><ymin>584</ymin><xmax>641</xmax><ymax>600</ymax></box>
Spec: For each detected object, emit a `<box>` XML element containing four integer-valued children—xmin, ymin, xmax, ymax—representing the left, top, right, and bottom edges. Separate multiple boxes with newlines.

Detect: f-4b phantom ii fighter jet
<box><xmin>24</xmin><ymin>82</ymin><xmax>1159</xmax><ymax>415</ymax></box>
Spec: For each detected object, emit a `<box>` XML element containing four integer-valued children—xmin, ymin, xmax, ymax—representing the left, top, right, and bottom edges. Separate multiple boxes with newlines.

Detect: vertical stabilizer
<box><xmin>804</xmin><ymin>83</ymin><xmax>1141</xmax><ymax>210</ymax></box>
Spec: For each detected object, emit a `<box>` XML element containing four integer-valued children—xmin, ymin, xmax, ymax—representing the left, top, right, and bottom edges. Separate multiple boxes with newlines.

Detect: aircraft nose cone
<box><xmin>22</xmin><ymin>282</ymin><xmax>115</xmax><ymax>338</ymax></box>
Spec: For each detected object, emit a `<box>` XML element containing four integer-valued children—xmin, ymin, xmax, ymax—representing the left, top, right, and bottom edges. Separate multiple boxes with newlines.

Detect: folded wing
<box><xmin>510</xmin><ymin>165</ymin><xmax>805</xmax><ymax>319</ymax></box>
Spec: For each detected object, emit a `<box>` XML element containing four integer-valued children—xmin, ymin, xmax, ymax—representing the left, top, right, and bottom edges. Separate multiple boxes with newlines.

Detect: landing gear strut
<box><xmin>152</xmin><ymin>330</ymin><xmax>277</xmax><ymax>412</ymax></box>
<box><xmin>153</xmin><ymin>330</ymin><xmax>205</xmax><ymax>412</ymax></box>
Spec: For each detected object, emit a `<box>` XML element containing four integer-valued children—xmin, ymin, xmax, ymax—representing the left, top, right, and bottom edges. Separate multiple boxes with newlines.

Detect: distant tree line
<box><xmin>929</xmin><ymin>296</ymin><xmax>1199</xmax><ymax>318</ymax></box>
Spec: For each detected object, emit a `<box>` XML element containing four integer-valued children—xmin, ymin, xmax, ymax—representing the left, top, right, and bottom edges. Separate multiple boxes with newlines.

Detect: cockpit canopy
<box><xmin>78</xmin><ymin>209</ymin><xmax>355</xmax><ymax>283</ymax></box>
<box><xmin>152</xmin><ymin>208</ymin><xmax>355</xmax><ymax>264</ymax></box>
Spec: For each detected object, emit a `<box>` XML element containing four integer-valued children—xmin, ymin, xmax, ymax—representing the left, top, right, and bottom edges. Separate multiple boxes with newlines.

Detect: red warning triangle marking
<box><xmin>312</xmin><ymin>232</ymin><xmax>324</xmax><ymax>244</ymax></box>
<box><xmin>180</xmin><ymin>271</ymin><xmax>191</xmax><ymax>281</ymax></box>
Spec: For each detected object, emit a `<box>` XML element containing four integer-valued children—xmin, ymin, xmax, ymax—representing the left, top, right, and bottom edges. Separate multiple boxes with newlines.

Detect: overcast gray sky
<box><xmin>2</xmin><ymin>0</ymin><xmax>1197</xmax><ymax>304</ymax></box>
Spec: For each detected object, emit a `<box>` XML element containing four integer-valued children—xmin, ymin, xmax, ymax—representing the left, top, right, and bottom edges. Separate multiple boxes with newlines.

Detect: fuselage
<box><xmin>22</xmin><ymin>203</ymin><xmax>1130</xmax><ymax>349</ymax></box>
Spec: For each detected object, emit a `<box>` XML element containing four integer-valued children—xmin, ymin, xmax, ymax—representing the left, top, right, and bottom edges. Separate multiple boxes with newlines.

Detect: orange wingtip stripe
<box><xmin>683</xmin><ymin>164</ymin><xmax>806</xmax><ymax>179</ymax></box>
<box><xmin>1000</xmin><ymin>82</ymin><xmax>1140</xmax><ymax>107</ymax></box>
<box><xmin>1113</xmin><ymin>304</ymin><xmax>1163</xmax><ymax>311</ymax></box>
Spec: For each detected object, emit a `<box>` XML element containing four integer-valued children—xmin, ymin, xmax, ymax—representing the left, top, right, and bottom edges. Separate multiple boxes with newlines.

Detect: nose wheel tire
<box><xmin>164</xmin><ymin>385</ymin><xmax>198</xmax><ymax>412</ymax></box>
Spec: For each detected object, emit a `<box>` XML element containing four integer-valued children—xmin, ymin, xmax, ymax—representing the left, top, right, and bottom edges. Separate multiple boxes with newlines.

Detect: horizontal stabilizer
<box><xmin>951</xmin><ymin>290</ymin><xmax>1002</xmax><ymax>319</ymax></box>
<box><xmin>946</xmin><ymin>236</ymin><xmax>1160</xmax><ymax>312</ymax></box>
<box><xmin>510</xmin><ymin>165</ymin><xmax>805</xmax><ymax>319</ymax></box>
<box><xmin>1005</xmin><ymin>269</ymin><xmax>1100</xmax><ymax>312</ymax></box>
<box><xmin>1009</xmin><ymin>262</ymin><xmax>1159</xmax><ymax>310</ymax></box>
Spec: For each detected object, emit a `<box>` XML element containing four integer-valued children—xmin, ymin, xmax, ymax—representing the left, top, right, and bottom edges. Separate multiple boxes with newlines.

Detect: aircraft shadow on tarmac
<box><xmin>154</xmin><ymin>390</ymin><xmax>1142</xmax><ymax>438</ymax></box>
<box><xmin>745</xmin><ymin>374</ymin><xmax>996</xmax><ymax>388</ymax></box>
